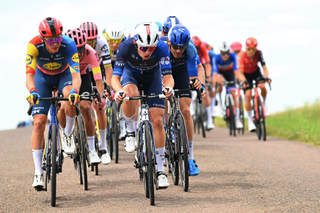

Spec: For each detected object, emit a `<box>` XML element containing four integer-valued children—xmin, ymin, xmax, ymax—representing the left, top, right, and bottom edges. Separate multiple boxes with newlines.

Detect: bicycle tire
<box><xmin>74</xmin><ymin>122</ymin><xmax>83</xmax><ymax>184</ymax></box>
<box><xmin>228</xmin><ymin>96</ymin><xmax>236</xmax><ymax>137</ymax></box>
<box><xmin>144</xmin><ymin>123</ymin><xmax>155</xmax><ymax>205</ymax></box>
<box><xmin>94</xmin><ymin>134</ymin><xmax>99</xmax><ymax>175</ymax></box>
<box><xmin>253</xmin><ymin>96</ymin><xmax>261</xmax><ymax>140</ymax></box>
<box><xmin>199</xmin><ymin>103</ymin><xmax>206</xmax><ymax>138</ymax></box>
<box><xmin>106</xmin><ymin>105</ymin><xmax>113</xmax><ymax>160</ymax></box>
<box><xmin>166</xmin><ymin>114</ymin><xmax>178</xmax><ymax>184</ymax></box>
<box><xmin>258</xmin><ymin>98</ymin><xmax>267</xmax><ymax>141</ymax></box>
<box><xmin>111</xmin><ymin>101</ymin><xmax>119</xmax><ymax>163</ymax></box>
<box><xmin>76</xmin><ymin>115</ymin><xmax>88</xmax><ymax>190</ymax></box>
<box><xmin>50</xmin><ymin>124</ymin><xmax>57</xmax><ymax>207</ymax></box>
<box><xmin>175</xmin><ymin>114</ymin><xmax>189</xmax><ymax>192</ymax></box>
<box><xmin>239</xmin><ymin>95</ymin><xmax>245</xmax><ymax>135</ymax></box>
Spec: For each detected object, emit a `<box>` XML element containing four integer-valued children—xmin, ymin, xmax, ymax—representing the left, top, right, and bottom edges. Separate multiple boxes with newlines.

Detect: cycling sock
<box><xmin>210</xmin><ymin>97</ymin><xmax>216</xmax><ymax>109</ymax></box>
<box><xmin>263</xmin><ymin>98</ymin><xmax>267</xmax><ymax>106</ymax></box>
<box><xmin>99</xmin><ymin>128</ymin><xmax>107</xmax><ymax>150</ymax></box>
<box><xmin>64</xmin><ymin>115</ymin><xmax>75</xmax><ymax>134</ymax></box>
<box><xmin>188</xmin><ymin>140</ymin><xmax>194</xmax><ymax>160</ymax></box>
<box><xmin>206</xmin><ymin>107</ymin><xmax>212</xmax><ymax>123</ymax></box>
<box><xmin>124</xmin><ymin>115</ymin><xmax>135</xmax><ymax>133</ymax></box>
<box><xmin>235</xmin><ymin>107</ymin><xmax>240</xmax><ymax>120</ymax></box>
<box><xmin>32</xmin><ymin>149</ymin><xmax>43</xmax><ymax>174</ymax></box>
<box><xmin>88</xmin><ymin>136</ymin><xmax>95</xmax><ymax>151</ymax></box>
<box><xmin>247</xmin><ymin>110</ymin><xmax>253</xmax><ymax>122</ymax></box>
<box><xmin>156</xmin><ymin>147</ymin><xmax>165</xmax><ymax>172</ymax></box>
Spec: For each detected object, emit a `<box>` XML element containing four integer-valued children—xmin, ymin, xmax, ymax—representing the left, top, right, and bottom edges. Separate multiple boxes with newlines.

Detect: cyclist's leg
<box><xmin>217</xmin><ymin>75</ymin><xmax>224</xmax><ymax>114</ymax></box>
<box><xmin>121</xmin><ymin>68</ymin><xmax>139</xmax><ymax>153</ymax></box>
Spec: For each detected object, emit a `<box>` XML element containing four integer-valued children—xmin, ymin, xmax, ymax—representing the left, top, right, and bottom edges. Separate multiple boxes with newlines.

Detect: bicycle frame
<box><xmin>253</xmin><ymin>86</ymin><xmax>266</xmax><ymax>120</ymax></box>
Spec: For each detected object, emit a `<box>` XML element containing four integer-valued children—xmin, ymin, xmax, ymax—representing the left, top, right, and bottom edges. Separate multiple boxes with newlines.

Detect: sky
<box><xmin>1</xmin><ymin>0</ymin><xmax>319</xmax><ymax>130</ymax></box>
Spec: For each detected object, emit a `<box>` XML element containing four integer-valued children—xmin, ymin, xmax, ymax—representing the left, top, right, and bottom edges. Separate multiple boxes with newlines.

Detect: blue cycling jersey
<box><xmin>113</xmin><ymin>37</ymin><xmax>172</xmax><ymax>76</ymax></box>
<box><xmin>212</xmin><ymin>52</ymin><xmax>238</xmax><ymax>73</ymax></box>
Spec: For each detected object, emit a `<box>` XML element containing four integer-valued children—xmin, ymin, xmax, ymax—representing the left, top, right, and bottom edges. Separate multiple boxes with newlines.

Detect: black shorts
<box><xmin>244</xmin><ymin>68</ymin><xmax>264</xmax><ymax>90</ymax></box>
<box><xmin>172</xmin><ymin>65</ymin><xmax>191</xmax><ymax>98</ymax></box>
<box><xmin>218</xmin><ymin>69</ymin><xmax>236</xmax><ymax>89</ymax></box>
<box><xmin>80</xmin><ymin>71</ymin><xmax>93</xmax><ymax>102</ymax></box>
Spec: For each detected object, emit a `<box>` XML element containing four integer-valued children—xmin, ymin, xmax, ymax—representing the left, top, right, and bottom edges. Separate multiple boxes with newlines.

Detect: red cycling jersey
<box><xmin>197</xmin><ymin>42</ymin><xmax>211</xmax><ymax>65</ymax></box>
<box><xmin>238</xmin><ymin>50</ymin><xmax>266</xmax><ymax>74</ymax></box>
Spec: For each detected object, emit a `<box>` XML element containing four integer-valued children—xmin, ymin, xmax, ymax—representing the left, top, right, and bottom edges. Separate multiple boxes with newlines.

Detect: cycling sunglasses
<box><xmin>44</xmin><ymin>36</ymin><xmax>63</xmax><ymax>46</ymax></box>
<box><xmin>171</xmin><ymin>43</ymin><xmax>187</xmax><ymax>51</ymax></box>
<box><xmin>246</xmin><ymin>47</ymin><xmax>257</xmax><ymax>51</ymax></box>
<box><xmin>139</xmin><ymin>46</ymin><xmax>156</xmax><ymax>52</ymax></box>
<box><xmin>221</xmin><ymin>51</ymin><xmax>230</xmax><ymax>56</ymax></box>
<box><xmin>77</xmin><ymin>46</ymin><xmax>86</xmax><ymax>53</ymax></box>
<box><xmin>108</xmin><ymin>39</ymin><xmax>122</xmax><ymax>44</ymax></box>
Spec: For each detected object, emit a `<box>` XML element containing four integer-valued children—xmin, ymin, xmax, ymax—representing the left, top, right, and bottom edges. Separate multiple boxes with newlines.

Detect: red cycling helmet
<box><xmin>192</xmin><ymin>36</ymin><xmax>202</xmax><ymax>47</ymax></box>
<box><xmin>39</xmin><ymin>17</ymin><xmax>63</xmax><ymax>37</ymax></box>
<box><xmin>231</xmin><ymin>42</ymin><xmax>242</xmax><ymax>51</ymax></box>
<box><xmin>80</xmin><ymin>22</ymin><xmax>98</xmax><ymax>40</ymax></box>
<box><xmin>245</xmin><ymin>37</ymin><xmax>258</xmax><ymax>48</ymax></box>
<box><xmin>65</xmin><ymin>28</ymin><xmax>87</xmax><ymax>48</ymax></box>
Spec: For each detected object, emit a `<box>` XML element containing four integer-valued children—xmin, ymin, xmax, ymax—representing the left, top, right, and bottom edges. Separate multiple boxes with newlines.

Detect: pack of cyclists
<box><xmin>26</xmin><ymin>16</ymin><xmax>271</xmax><ymax>192</ymax></box>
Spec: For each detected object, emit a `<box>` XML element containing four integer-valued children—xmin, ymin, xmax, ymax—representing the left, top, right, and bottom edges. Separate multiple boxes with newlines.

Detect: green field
<box><xmin>214</xmin><ymin>100</ymin><xmax>320</xmax><ymax>145</ymax></box>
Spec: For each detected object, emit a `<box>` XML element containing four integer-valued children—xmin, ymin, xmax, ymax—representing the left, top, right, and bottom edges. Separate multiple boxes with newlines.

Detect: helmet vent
<box><xmin>147</xmin><ymin>35</ymin><xmax>151</xmax><ymax>45</ymax></box>
<box><xmin>154</xmin><ymin>34</ymin><xmax>158</xmax><ymax>43</ymax></box>
<box><xmin>180</xmin><ymin>34</ymin><xmax>183</xmax><ymax>44</ymax></box>
<box><xmin>138</xmin><ymin>35</ymin><xmax>143</xmax><ymax>43</ymax></box>
<box><xmin>185</xmin><ymin>35</ymin><xmax>189</xmax><ymax>44</ymax></box>
<box><xmin>174</xmin><ymin>34</ymin><xmax>177</xmax><ymax>43</ymax></box>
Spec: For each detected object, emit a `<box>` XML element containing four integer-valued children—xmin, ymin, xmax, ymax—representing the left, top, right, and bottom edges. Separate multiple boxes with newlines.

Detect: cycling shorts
<box><xmin>80</xmin><ymin>71</ymin><xmax>93</xmax><ymax>102</ymax></box>
<box><xmin>172</xmin><ymin>66</ymin><xmax>191</xmax><ymax>98</ymax></box>
<box><xmin>32</xmin><ymin>69</ymin><xmax>72</xmax><ymax>116</ymax></box>
<box><xmin>121</xmin><ymin>66</ymin><xmax>165</xmax><ymax>109</ymax></box>
<box><xmin>243</xmin><ymin>68</ymin><xmax>264</xmax><ymax>90</ymax></box>
<box><xmin>218</xmin><ymin>69</ymin><xmax>236</xmax><ymax>90</ymax></box>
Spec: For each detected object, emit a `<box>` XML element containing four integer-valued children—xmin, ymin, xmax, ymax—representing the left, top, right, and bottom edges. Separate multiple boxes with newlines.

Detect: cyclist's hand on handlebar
<box><xmin>266</xmin><ymin>77</ymin><xmax>272</xmax><ymax>84</ymax></box>
<box><xmin>241</xmin><ymin>80</ymin><xmax>249</xmax><ymax>89</ymax></box>
<box><xmin>68</xmin><ymin>88</ymin><xmax>80</xmax><ymax>105</ymax></box>
<box><xmin>115</xmin><ymin>90</ymin><xmax>126</xmax><ymax>102</ymax></box>
<box><xmin>26</xmin><ymin>88</ymin><xmax>40</xmax><ymax>105</ymax></box>
<box><xmin>163</xmin><ymin>87</ymin><xmax>174</xmax><ymax>98</ymax></box>
<box><xmin>190</xmin><ymin>78</ymin><xmax>201</xmax><ymax>90</ymax></box>
<box><xmin>200</xmin><ymin>84</ymin><xmax>206</xmax><ymax>96</ymax></box>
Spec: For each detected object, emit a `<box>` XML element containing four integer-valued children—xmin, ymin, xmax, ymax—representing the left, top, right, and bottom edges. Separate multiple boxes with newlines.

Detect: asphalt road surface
<box><xmin>1</xmin><ymin>126</ymin><xmax>320</xmax><ymax>212</ymax></box>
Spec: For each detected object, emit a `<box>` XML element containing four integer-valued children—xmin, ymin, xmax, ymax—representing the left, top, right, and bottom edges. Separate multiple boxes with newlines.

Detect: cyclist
<box><xmin>80</xmin><ymin>22</ymin><xmax>112</xmax><ymax>164</ymax></box>
<box><xmin>212</xmin><ymin>42</ymin><xmax>243</xmax><ymax>129</ymax></box>
<box><xmin>102</xmin><ymin>23</ymin><xmax>127</xmax><ymax>139</ymax></box>
<box><xmin>192</xmin><ymin>36</ymin><xmax>214</xmax><ymax>129</ymax></box>
<box><xmin>167</xmin><ymin>25</ymin><xmax>206</xmax><ymax>176</ymax></box>
<box><xmin>238</xmin><ymin>37</ymin><xmax>271</xmax><ymax>131</ymax></box>
<box><xmin>60</xmin><ymin>28</ymin><xmax>106</xmax><ymax>165</ymax></box>
<box><xmin>162</xmin><ymin>16</ymin><xmax>181</xmax><ymax>37</ymax></box>
<box><xmin>26</xmin><ymin>17</ymin><xmax>81</xmax><ymax>189</ymax></box>
<box><xmin>207</xmin><ymin>44</ymin><xmax>219</xmax><ymax>117</ymax></box>
<box><xmin>111</xmin><ymin>22</ymin><xmax>174</xmax><ymax>188</ymax></box>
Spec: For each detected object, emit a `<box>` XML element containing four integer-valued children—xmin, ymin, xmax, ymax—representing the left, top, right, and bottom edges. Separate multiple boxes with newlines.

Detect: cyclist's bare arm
<box><xmin>204</xmin><ymin>63</ymin><xmax>212</xmax><ymax>80</ymax></box>
<box><xmin>71</xmin><ymin>72</ymin><xmax>81</xmax><ymax>93</ymax></box>
<box><xmin>197</xmin><ymin>63</ymin><xmax>206</xmax><ymax>85</ymax></box>
<box><xmin>111</xmin><ymin>75</ymin><xmax>123</xmax><ymax>93</ymax></box>
<box><xmin>104</xmin><ymin>66</ymin><xmax>113</xmax><ymax>86</ymax></box>
<box><xmin>26</xmin><ymin>73</ymin><xmax>36</xmax><ymax>92</ymax></box>
<box><xmin>162</xmin><ymin>74</ymin><xmax>174</xmax><ymax>88</ymax></box>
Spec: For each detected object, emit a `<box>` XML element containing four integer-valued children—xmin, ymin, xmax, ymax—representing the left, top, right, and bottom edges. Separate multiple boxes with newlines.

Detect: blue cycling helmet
<box><xmin>168</xmin><ymin>25</ymin><xmax>190</xmax><ymax>46</ymax></box>
<box><xmin>154</xmin><ymin>22</ymin><xmax>162</xmax><ymax>32</ymax></box>
<box><xmin>162</xmin><ymin>16</ymin><xmax>181</xmax><ymax>34</ymax></box>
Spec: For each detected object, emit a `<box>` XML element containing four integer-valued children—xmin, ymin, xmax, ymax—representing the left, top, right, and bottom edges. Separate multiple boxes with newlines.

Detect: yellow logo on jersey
<box><xmin>26</xmin><ymin>54</ymin><xmax>33</xmax><ymax>65</ymax></box>
<box><xmin>44</xmin><ymin>62</ymin><xmax>62</xmax><ymax>70</ymax></box>
<box><xmin>74</xmin><ymin>66</ymin><xmax>80</xmax><ymax>70</ymax></box>
<box><xmin>72</xmin><ymin>53</ymin><xmax>79</xmax><ymax>63</ymax></box>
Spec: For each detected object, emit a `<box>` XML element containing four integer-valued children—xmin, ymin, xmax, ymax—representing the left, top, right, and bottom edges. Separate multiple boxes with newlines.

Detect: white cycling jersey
<box><xmin>88</xmin><ymin>35</ymin><xmax>112</xmax><ymax>73</ymax></box>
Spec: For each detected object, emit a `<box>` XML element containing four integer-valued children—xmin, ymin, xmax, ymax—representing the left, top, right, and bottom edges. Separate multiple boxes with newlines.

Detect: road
<box><xmin>1</xmin><ymin>126</ymin><xmax>320</xmax><ymax>212</ymax></box>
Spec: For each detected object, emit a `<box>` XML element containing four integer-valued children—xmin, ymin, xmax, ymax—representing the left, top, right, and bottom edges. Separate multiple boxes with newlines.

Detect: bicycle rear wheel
<box><xmin>111</xmin><ymin>101</ymin><xmax>119</xmax><ymax>163</ymax></box>
<box><xmin>258</xmin><ymin>98</ymin><xmax>267</xmax><ymax>141</ymax></box>
<box><xmin>175</xmin><ymin>114</ymin><xmax>189</xmax><ymax>192</ymax></box>
<box><xmin>94</xmin><ymin>134</ymin><xmax>99</xmax><ymax>175</ymax></box>
<box><xmin>143</xmin><ymin>123</ymin><xmax>155</xmax><ymax>205</ymax></box>
<box><xmin>227</xmin><ymin>96</ymin><xmax>236</xmax><ymax>137</ymax></box>
<box><xmin>75</xmin><ymin>115</ymin><xmax>88</xmax><ymax>190</ymax></box>
<box><xmin>253</xmin><ymin>97</ymin><xmax>261</xmax><ymax>140</ymax></box>
<box><xmin>167</xmin><ymin>115</ymin><xmax>179</xmax><ymax>185</ymax></box>
<box><xmin>50</xmin><ymin>124</ymin><xmax>57</xmax><ymax>207</ymax></box>
<box><xmin>199</xmin><ymin>103</ymin><xmax>206</xmax><ymax>138</ymax></box>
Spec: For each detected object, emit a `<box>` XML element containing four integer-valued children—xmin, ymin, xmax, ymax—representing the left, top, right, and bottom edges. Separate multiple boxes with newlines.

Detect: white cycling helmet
<box><xmin>134</xmin><ymin>22</ymin><xmax>159</xmax><ymax>47</ymax></box>
<box><xmin>219</xmin><ymin>42</ymin><xmax>230</xmax><ymax>52</ymax></box>
<box><xmin>103</xmin><ymin>23</ymin><xmax>124</xmax><ymax>40</ymax></box>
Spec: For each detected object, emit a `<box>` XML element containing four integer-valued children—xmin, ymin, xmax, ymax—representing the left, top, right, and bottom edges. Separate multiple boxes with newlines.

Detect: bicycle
<box><xmin>244</xmin><ymin>78</ymin><xmax>271</xmax><ymax>141</ymax></box>
<box><xmin>165</xmin><ymin>86</ymin><xmax>202</xmax><ymax>192</ymax></box>
<box><xmin>105</xmin><ymin>85</ymin><xmax>120</xmax><ymax>163</ymax></box>
<box><xmin>192</xmin><ymin>91</ymin><xmax>205</xmax><ymax>138</ymax></box>
<box><xmin>125</xmin><ymin>84</ymin><xmax>165</xmax><ymax>206</ymax></box>
<box><xmin>217</xmin><ymin>81</ymin><xmax>237</xmax><ymax>137</ymax></box>
<box><xmin>27</xmin><ymin>88</ymin><xmax>69</xmax><ymax>207</ymax></box>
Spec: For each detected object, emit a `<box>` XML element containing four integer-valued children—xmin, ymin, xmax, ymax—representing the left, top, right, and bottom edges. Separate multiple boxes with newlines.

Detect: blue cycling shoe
<box><xmin>188</xmin><ymin>159</ymin><xmax>199</xmax><ymax>176</ymax></box>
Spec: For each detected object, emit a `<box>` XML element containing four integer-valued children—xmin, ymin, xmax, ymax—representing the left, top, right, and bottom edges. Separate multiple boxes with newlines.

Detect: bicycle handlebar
<box><xmin>123</xmin><ymin>94</ymin><xmax>166</xmax><ymax>101</ymax></box>
<box><xmin>189</xmin><ymin>79</ymin><xmax>203</xmax><ymax>104</ymax></box>
<box><xmin>27</xmin><ymin>95</ymin><xmax>69</xmax><ymax>116</ymax></box>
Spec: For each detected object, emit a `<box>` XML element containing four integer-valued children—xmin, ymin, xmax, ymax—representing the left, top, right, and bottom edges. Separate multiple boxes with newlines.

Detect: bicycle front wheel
<box><xmin>143</xmin><ymin>123</ymin><xmax>155</xmax><ymax>205</ymax></box>
<box><xmin>111</xmin><ymin>101</ymin><xmax>119</xmax><ymax>163</ymax></box>
<box><xmin>199</xmin><ymin>103</ymin><xmax>206</xmax><ymax>138</ymax></box>
<box><xmin>175</xmin><ymin>114</ymin><xmax>189</xmax><ymax>192</ymax></box>
<box><xmin>239</xmin><ymin>95</ymin><xmax>245</xmax><ymax>135</ymax></box>
<box><xmin>228</xmin><ymin>96</ymin><xmax>236</xmax><ymax>137</ymax></box>
<box><xmin>50</xmin><ymin>124</ymin><xmax>57</xmax><ymax>207</ymax></box>
<box><xmin>258</xmin><ymin>98</ymin><xmax>267</xmax><ymax>141</ymax></box>
<box><xmin>76</xmin><ymin>115</ymin><xmax>88</xmax><ymax>190</ymax></box>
